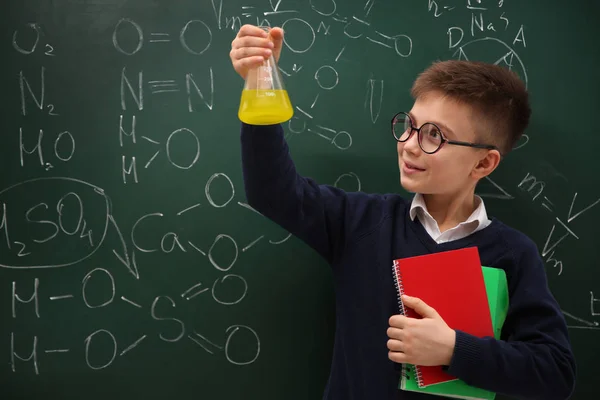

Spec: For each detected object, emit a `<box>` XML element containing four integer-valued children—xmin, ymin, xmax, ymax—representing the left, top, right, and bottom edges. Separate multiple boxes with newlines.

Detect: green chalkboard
<box><xmin>1</xmin><ymin>0</ymin><xmax>599</xmax><ymax>399</ymax></box>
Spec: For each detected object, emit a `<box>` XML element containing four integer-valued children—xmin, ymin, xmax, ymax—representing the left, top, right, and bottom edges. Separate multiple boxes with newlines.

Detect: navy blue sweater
<box><xmin>240</xmin><ymin>123</ymin><xmax>576</xmax><ymax>400</ymax></box>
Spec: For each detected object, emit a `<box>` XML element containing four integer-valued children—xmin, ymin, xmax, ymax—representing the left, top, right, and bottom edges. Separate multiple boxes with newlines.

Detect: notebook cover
<box><xmin>484</xmin><ymin>267</ymin><xmax>509</xmax><ymax>340</ymax></box>
<box><xmin>393</xmin><ymin>247</ymin><xmax>494</xmax><ymax>387</ymax></box>
<box><xmin>399</xmin><ymin>266</ymin><xmax>509</xmax><ymax>399</ymax></box>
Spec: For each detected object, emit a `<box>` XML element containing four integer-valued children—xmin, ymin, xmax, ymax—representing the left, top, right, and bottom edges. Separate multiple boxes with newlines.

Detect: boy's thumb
<box><xmin>269</xmin><ymin>27</ymin><xmax>284</xmax><ymax>41</ymax></box>
<box><xmin>269</xmin><ymin>27</ymin><xmax>284</xmax><ymax>61</ymax></box>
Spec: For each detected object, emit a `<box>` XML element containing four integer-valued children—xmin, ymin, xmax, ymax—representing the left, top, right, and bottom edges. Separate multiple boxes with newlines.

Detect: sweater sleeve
<box><xmin>240</xmin><ymin>122</ymin><xmax>386</xmax><ymax>266</ymax></box>
<box><xmin>446</xmin><ymin>238</ymin><xmax>576</xmax><ymax>400</ymax></box>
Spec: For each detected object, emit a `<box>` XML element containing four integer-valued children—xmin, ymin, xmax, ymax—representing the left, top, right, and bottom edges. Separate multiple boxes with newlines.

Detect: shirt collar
<box><xmin>409</xmin><ymin>193</ymin><xmax>489</xmax><ymax>228</ymax></box>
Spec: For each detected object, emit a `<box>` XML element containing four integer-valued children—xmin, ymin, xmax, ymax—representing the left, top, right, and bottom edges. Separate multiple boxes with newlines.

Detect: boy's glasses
<box><xmin>391</xmin><ymin>112</ymin><xmax>499</xmax><ymax>154</ymax></box>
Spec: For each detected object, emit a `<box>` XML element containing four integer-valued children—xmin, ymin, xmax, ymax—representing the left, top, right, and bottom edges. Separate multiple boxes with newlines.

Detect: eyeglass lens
<box><xmin>393</xmin><ymin>114</ymin><xmax>443</xmax><ymax>153</ymax></box>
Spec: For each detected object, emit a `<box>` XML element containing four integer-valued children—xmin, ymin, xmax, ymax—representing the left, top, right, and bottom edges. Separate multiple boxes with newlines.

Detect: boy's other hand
<box><xmin>387</xmin><ymin>295</ymin><xmax>456</xmax><ymax>366</ymax></box>
<box><xmin>230</xmin><ymin>24</ymin><xmax>284</xmax><ymax>80</ymax></box>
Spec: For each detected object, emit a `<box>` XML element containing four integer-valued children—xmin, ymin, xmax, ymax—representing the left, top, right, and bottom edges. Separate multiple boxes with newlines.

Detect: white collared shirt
<box><xmin>409</xmin><ymin>193</ymin><xmax>491</xmax><ymax>244</ymax></box>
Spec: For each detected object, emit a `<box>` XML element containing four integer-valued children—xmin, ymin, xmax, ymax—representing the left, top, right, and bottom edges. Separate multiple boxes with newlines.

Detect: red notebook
<box><xmin>392</xmin><ymin>247</ymin><xmax>494</xmax><ymax>387</ymax></box>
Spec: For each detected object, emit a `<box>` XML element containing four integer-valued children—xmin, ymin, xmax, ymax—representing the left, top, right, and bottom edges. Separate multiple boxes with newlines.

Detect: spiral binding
<box><xmin>401</xmin><ymin>365</ymin><xmax>425</xmax><ymax>388</ymax></box>
<box><xmin>392</xmin><ymin>260</ymin><xmax>425</xmax><ymax>388</ymax></box>
<box><xmin>400</xmin><ymin>365</ymin><xmax>411</xmax><ymax>380</ymax></box>
<box><xmin>414</xmin><ymin>365</ymin><xmax>424</xmax><ymax>387</ymax></box>
<box><xmin>391</xmin><ymin>260</ymin><xmax>407</xmax><ymax>316</ymax></box>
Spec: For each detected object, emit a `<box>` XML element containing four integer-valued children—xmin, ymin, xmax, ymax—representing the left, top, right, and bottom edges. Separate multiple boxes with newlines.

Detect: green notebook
<box><xmin>399</xmin><ymin>266</ymin><xmax>509</xmax><ymax>399</ymax></box>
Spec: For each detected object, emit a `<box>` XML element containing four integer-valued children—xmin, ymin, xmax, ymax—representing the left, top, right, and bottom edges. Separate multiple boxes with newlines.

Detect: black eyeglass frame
<box><xmin>391</xmin><ymin>112</ymin><xmax>500</xmax><ymax>154</ymax></box>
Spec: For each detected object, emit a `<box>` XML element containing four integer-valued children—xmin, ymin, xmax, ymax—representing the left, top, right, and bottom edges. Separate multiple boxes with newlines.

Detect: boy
<box><xmin>230</xmin><ymin>25</ymin><xmax>576</xmax><ymax>400</ymax></box>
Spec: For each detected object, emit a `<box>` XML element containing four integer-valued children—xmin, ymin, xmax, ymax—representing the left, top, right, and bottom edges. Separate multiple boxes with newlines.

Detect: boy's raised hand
<box><xmin>230</xmin><ymin>25</ymin><xmax>284</xmax><ymax>80</ymax></box>
<box><xmin>387</xmin><ymin>295</ymin><xmax>456</xmax><ymax>367</ymax></box>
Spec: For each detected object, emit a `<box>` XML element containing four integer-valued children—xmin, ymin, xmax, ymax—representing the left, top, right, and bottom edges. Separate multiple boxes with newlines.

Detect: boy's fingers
<box><xmin>232</xmin><ymin>37</ymin><xmax>274</xmax><ymax>50</ymax></box>
<box><xmin>230</xmin><ymin>25</ymin><xmax>284</xmax><ymax>75</ymax></box>
<box><xmin>387</xmin><ymin>339</ymin><xmax>404</xmax><ymax>352</ymax></box>
<box><xmin>237</xmin><ymin>24</ymin><xmax>268</xmax><ymax>39</ymax></box>
<box><xmin>235</xmin><ymin>56</ymin><xmax>267</xmax><ymax>70</ymax></box>
<box><xmin>389</xmin><ymin>351</ymin><xmax>408</xmax><ymax>364</ymax></box>
<box><xmin>386</xmin><ymin>327</ymin><xmax>403</xmax><ymax>340</ymax></box>
<box><xmin>232</xmin><ymin>47</ymin><xmax>272</xmax><ymax>61</ymax></box>
<box><xmin>388</xmin><ymin>314</ymin><xmax>408</xmax><ymax>328</ymax></box>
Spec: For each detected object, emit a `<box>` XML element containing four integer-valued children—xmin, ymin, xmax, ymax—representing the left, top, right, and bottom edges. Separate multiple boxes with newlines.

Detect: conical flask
<box><xmin>238</xmin><ymin>29</ymin><xmax>293</xmax><ymax>125</ymax></box>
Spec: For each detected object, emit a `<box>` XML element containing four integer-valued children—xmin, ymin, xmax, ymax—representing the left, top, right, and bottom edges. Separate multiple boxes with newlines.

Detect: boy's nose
<box><xmin>403</xmin><ymin>130</ymin><xmax>422</xmax><ymax>155</ymax></box>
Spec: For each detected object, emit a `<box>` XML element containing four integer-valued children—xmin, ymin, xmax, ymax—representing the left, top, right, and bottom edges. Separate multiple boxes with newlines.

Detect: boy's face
<box><xmin>397</xmin><ymin>92</ymin><xmax>487</xmax><ymax>196</ymax></box>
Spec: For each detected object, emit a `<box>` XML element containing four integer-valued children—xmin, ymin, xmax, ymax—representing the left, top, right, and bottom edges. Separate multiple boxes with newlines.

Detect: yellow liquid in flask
<box><xmin>238</xmin><ymin>89</ymin><xmax>294</xmax><ymax>125</ymax></box>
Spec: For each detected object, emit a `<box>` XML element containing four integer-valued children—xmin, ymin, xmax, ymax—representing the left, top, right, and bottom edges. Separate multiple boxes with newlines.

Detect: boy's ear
<box><xmin>472</xmin><ymin>149</ymin><xmax>502</xmax><ymax>179</ymax></box>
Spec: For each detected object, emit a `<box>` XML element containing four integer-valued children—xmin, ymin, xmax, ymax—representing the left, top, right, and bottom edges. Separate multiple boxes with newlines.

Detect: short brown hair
<box><xmin>411</xmin><ymin>60</ymin><xmax>531</xmax><ymax>156</ymax></box>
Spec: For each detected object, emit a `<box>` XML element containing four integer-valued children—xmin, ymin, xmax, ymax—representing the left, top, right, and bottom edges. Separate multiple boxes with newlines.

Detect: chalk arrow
<box><xmin>109</xmin><ymin>214</ymin><xmax>140</xmax><ymax>279</ymax></box>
